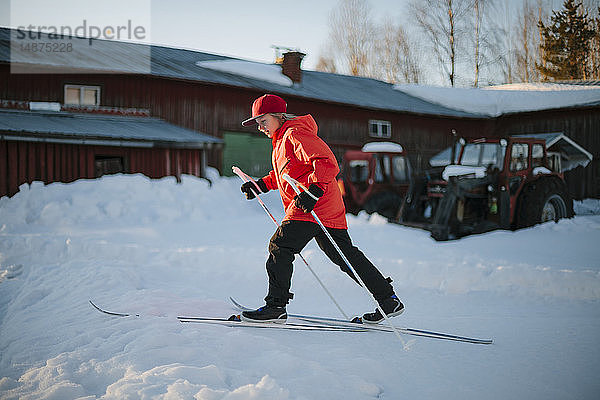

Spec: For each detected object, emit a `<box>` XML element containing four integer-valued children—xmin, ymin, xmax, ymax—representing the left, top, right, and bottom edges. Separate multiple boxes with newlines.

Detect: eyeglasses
<box><xmin>256</xmin><ymin>118</ymin><xmax>269</xmax><ymax>127</ymax></box>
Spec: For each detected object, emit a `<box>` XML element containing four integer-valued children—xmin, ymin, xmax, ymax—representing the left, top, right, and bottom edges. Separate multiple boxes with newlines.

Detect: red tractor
<box><xmin>340</xmin><ymin>142</ymin><xmax>412</xmax><ymax>219</ymax></box>
<box><xmin>401</xmin><ymin>133</ymin><xmax>592</xmax><ymax>240</ymax></box>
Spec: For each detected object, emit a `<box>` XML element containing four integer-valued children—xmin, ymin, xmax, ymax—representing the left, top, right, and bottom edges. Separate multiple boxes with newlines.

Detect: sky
<box><xmin>0</xmin><ymin>0</ymin><xmax>572</xmax><ymax>83</ymax></box>
<box><xmin>1</xmin><ymin>0</ymin><xmax>407</xmax><ymax>70</ymax></box>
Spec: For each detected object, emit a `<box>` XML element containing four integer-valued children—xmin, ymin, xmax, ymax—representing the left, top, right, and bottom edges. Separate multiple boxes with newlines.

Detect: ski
<box><xmin>90</xmin><ymin>299</ymin><xmax>493</xmax><ymax>343</ymax></box>
<box><xmin>89</xmin><ymin>300</ymin><xmax>140</xmax><ymax>317</ymax></box>
<box><xmin>90</xmin><ymin>300</ymin><xmax>366</xmax><ymax>332</ymax></box>
<box><xmin>178</xmin><ymin>315</ymin><xmax>368</xmax><ymax>332</ymax></box>
<box><xmin>230</xmin><ymin>297</ymin><xmax>493</xmax><ymax>345</ymax></box>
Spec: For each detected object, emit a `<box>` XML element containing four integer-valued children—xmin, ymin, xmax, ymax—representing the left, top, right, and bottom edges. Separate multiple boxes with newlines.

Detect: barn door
<box><xmin>222</xmin><ymin>131</ymin><xmax>272</xmax><ymax>177</ymax></box>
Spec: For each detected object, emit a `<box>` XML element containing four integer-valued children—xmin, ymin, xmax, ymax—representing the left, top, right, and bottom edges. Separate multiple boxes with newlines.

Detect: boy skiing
<box><xmin>239</xmin><ymin>94</ymin><xmax>403</xmax><ymax>324</ymax></box>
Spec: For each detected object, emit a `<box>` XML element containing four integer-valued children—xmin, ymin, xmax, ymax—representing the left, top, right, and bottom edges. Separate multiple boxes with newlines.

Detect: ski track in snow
<box><xmin>0</xmin><ymin>173</ymin><xmax>599</xmax><ymax>399</ymax></box>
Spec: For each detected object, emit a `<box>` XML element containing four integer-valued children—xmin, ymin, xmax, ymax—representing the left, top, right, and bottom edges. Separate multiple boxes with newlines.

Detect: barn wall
<box><xmin>0</xmin><ymin>138</ymin><xmax>204</xmax><ymax>198</ymax></box>
<box><xmin>1</xmin><ymin>64</ymin><xmax>597</xmax><ymax>197</ymax></box>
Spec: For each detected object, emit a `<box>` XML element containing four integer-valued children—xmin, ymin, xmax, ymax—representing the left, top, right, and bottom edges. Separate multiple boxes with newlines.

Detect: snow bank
<box><xmin>1</xmin><ymin>174</ymin><xmax>599</xmax><ymax>399</ymax></box>
<box><xmin>0</xmin><ymin>174</ymin><xmax>258</xmax><ymax>231</ymax></box>
<box><xmin>574</xmin><ymin>198</ymin><xmax>600</xmax><ymax>215</ymax></box>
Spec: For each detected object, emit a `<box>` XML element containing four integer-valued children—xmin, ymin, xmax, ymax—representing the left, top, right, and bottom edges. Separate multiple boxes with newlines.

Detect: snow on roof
<box><xmin>196</xmin><ymin>59</ymin><xmax>293</xmax><ymax>87</ymax></box>
<box><xmin>361</xmin><ymin>141</ymin><xmax>404</xmax><ymax>153</ymax></box>
<box><xmin>485</xmin><ymin>82</ymin><xmax>600</xmax><ymax>91</ymax></box>
<box><xmin>394</xmin><ymin>83</ymin><xmax>600</xmax><ymax>117</ymax></box>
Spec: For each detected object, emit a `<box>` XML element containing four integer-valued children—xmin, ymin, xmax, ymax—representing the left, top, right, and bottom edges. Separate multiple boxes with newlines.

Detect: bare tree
<box><xmin>315</xmin><ymin>54</ymin><xmax>338</xmax><ymax>74</ymax></box>
<box><xmin>327</xmin><ymin>0</ymin><xmax>375</xmax><ymax>76</ymax></box>
<box><xmin>473</xmin><ymin>0</ymin><xmax>483</xmax><ymax>86</ymax></box>
<box><xmin>468</xmin><ymin>0</ymin><xmax>506</xmax><ymax>86</ymax></box>
<box><xmin>582</xmin><ymin>1</ymin><xmax>600</xmax><ymax>79</ymax></box>
<box><xmin>371</xmin><ymin>19</ymin><xmax>422</xmax><ymax>83</ymax></box>
<box><xmin>497</xmin><ymin>2</ymin><xmax>516</xmax><ymax>83</ymax></box>
<box><xmin>494</xmin><ymin>0</ymin><xmax>553</xmax><ymax>84</ymax></box>
<box><xmin>410</xmin><ymin>0</ymin><xmax>471</xmax><ymax>86</ymax></box>
<box><xmin>514</xmin><ymin>0</ymin><xmax>543</xmax><ymax>82</ymax></box>
<box><xmin>320</xmin><ymin>0</ymin><xmax>422</xmax><ymax>83</ymax></box>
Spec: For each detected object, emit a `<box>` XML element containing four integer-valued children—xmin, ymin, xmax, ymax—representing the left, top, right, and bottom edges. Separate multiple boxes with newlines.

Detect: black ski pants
<box><xmin>264</xmin><ymin>220</ymin><xmax>394</xmax><ymax>307</ymax></box>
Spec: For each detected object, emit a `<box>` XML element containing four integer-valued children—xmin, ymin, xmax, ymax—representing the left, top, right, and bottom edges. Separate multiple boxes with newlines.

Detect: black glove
<box><xmin>240</xmin><ymin>179</ymin><xmax>268</xmax><ymax>200</ymax></box>
<box><xmin>294</xmin><ymin>184</ymin><xmax>324</xmax><ymax>213</ymax></box>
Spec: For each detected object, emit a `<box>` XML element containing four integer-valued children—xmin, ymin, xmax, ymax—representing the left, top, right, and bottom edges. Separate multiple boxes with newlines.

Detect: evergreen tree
<box><xmin>537</xmin><ymin>0</ymin><xmax>596</xmax><ymax>80</ymax></box>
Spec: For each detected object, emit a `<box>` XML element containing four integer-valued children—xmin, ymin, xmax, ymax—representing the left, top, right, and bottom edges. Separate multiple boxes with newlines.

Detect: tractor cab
<box><xmin>340</xmin><ymin>142</ymin><xmax>411</xmax><ymax>219</ymax></box>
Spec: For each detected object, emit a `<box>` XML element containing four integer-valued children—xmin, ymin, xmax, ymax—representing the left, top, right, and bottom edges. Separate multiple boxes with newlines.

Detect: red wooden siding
<box><xmin>0</xmin><ymin>139</ymin><xmax>204</xmax><ymax>198</ymax></box>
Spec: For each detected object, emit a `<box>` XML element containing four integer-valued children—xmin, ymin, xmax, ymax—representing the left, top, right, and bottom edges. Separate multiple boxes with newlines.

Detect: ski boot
<box><xmin>241</xmin><ymin>305</ymin><xmax>287</xmax><ymax>323</ymax></box>
<box><xmin>362</xmin><ymin>295</ymin><xmax>404</xmax><ymax>324</ymax></box>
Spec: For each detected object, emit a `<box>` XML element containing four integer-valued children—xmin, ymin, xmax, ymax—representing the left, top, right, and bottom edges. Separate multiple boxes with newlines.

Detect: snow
<box><xmin>29</xmin><ymin>102</ymin><xmax>61</xmax><ymax>112</ymax></box>
<box><xmin>394</xmin><ymin>83</ymin><xmax>600</xmax><ymax>116</ymax></box>
<box><xmin>196</xmin><ymin>59</ymin><xmax>293</xmax><ymax>87</ymax></box>
<box><xmin>1</xmin><ymin>173</ymin><xmax>599</xmax><ymax>399</ymax></box>
<box><xmin>442</xmin><ymin>165</ymin><xmax>487</xmax><ymax>181</ymax></box>
<box><xmin>361</xmin><ymin>142</ymin><xmax>404</xmax><ymax>153</ymax></box>
<box><xmin>533</xmin><ymin>166</ymin><xmax>553</xmax><ymax>175</ymax></box>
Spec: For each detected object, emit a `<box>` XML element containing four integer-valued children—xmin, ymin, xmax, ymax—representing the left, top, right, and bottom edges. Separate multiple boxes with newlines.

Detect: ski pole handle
<box><xmin>282</xmin><ymin>173</ymin><xmax>309</xmax><ymax>195</ymax></box>
<box><xmin>232</xmin><ymin>166</ymin><xmax>278</xmax><ymax>226</ymax></box>
<box><xmin>232</xmin><ymin>166</ymin><xmax>263</xmax><ymax>197</ymax></box>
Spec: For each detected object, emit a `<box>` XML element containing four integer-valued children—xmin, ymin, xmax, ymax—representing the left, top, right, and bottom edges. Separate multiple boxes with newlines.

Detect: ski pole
<box><xmin>282</xmin><ymin>173</ymin><xmax>409</xmax><ymax>348</ymax></box>
<box><xmin>232</xmin><ymin>166</ymin><xmax>350</xmax><ymax>320</ymax></box>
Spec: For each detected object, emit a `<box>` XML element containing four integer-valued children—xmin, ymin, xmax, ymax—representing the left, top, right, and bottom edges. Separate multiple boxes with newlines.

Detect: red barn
<box><xmin>1</xmin><ymin>28</ymin><xmax>598</xmax><ymax>199</ymax></box>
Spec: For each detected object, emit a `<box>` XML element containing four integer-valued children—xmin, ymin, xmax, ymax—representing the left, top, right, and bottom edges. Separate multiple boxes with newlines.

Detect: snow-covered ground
<box><xmin>1</xmin><ymin>173</ymin><xmax>599</xmax><ymax>399</ymax></box>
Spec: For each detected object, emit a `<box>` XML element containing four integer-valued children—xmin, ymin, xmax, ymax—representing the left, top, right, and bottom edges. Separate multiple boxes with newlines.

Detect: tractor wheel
<box><xmin>517</xmin><ymin>178</ymin><xmax>573</xmax><ymax>228</ymax></box>
<box><xmin>541</xmin><ymin>194</ymin><xmax>567</xmax><ymax>222</ymax></box>
<box><xmin>364</xmin><ymin>192</ymin><xmax>402</xmax><ymax>220</ymax></box>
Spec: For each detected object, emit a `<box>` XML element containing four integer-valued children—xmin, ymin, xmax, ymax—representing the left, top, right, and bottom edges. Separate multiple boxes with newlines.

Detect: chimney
<box><xmin>280</xmin><ymin>51</ymin><xmax>305</xmax><ymax>84</ymax></box>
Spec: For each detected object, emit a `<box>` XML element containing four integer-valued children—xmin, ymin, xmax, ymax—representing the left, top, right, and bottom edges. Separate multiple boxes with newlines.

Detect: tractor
<box><xmin>400</xmin><ymin>133</ymin><xmax>592</xmax><ymax>240</ymax></box>
<box><xmin>340</xmin><ymin>142</ymin><xmax>412</xmax><ymax>219</ymax></box>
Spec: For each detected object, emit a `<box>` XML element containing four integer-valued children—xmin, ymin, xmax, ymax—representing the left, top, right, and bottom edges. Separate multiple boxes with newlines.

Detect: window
<box><xmin>461</xmin><ymin>144</ymin><xmax>481</xmax><ymax>166</ymax></box>
<box><xmin>64</xmin><ymin>84</ymin><xmax>101</xmax><ymax>105</ymax></box>
<box><xmin>373</xmin><ymin>154</ymin><xmax>391</xmax><ymax>182</ymax></box>
<box><xmin>392</xmin><ymin>156</ymin><xmax>409</xmax><ymax>182</ymax></box>
<box><xmin>481</xmin><ymin>144</ymin><xmax>503</xmax><ymax>170</ymax></box>
<box><xmin>369</xmin><ymin>120</ymin><xmax>391</xmax><ymax>138</ymax></box>
<box><xmin>547</xmin><ymin>152</ymin><xmax>561</xmax><ymax>172</ymax></box>
<box><xmin>348</xmin><ymin>160</ymin><xmax>369</xmax><ymax>183</ymax></box>
<box><xmin>531</xmin><ymin>144</ymin><xmax>545</xmax><ymax>168</ymax></box>
<box><xmin>95</xmin><ymin>156</ymin><xmax>125</xmax><ymax>177</ymax></box>
<box><xmin>510</xmin><ymin>143</ymin><xmax>529</xmax><ymax>172</ymax></box>
<box><xmin>458</xmin><ymin>142</ymin><xmax>505</xmax><ymax>170</ymax></box>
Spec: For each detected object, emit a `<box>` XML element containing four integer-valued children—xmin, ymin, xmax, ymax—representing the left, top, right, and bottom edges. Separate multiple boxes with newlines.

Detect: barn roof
<box><xmin>0</xmin><ymin>108</ymin><xmax>222</xmax><ymax>148</ymax></box>
<box><xmin>3</xmin><ymin>28</ymin><xmax>599</xmax><ymax>118</ymax></box>
<box><xmin>0</xmin><ymin>28</ymin><xmax>479</xmax><ymax>119</ymax></box>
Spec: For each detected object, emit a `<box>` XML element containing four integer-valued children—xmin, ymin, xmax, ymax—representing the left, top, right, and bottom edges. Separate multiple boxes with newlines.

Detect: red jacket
<box><xmin>262</xmin><ymin>115</ymin><xmax>347</xmax><ymax>229</ymax></box>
